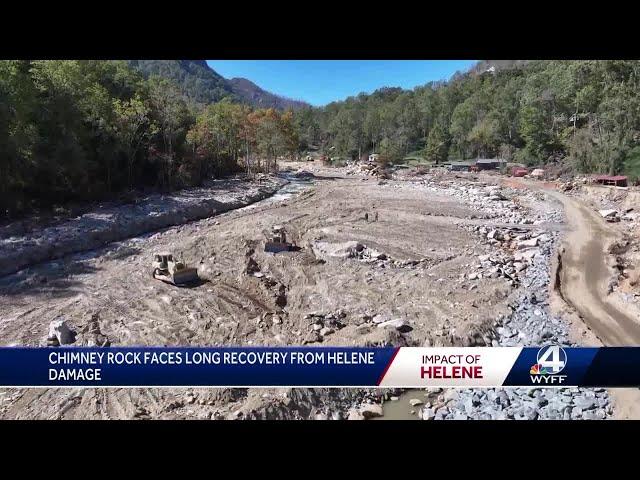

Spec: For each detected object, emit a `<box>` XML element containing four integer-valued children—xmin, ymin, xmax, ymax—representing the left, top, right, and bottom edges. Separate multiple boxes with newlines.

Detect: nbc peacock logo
<box><xmin>529</xmin><ymin>363</ymin><xmax>549</xmax><ymax>375</ymax></box>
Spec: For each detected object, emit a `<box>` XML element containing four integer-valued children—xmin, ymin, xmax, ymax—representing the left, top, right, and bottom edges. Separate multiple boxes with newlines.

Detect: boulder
<box><xmin>48</xmin><ymin>318</ymin><xmax>75</xmax><ymax>345</ymax></box>
<box><xmin>487</xmin><ymin>230</ymin><xmax>502</xmax><ymax>241</ymax></box>
<box><xmin>377</xmin><ymin>318</ymin><xmax>412</xmax><ymax>332</ymax></box>
<box><xmin>347</xmin><ymin>408</ymin><xmax>365</xmax><ymax>420</ymax></box>
<box><xmin>599</xmin><ymin>209</ymin><xmax>619</xmax><ymax>220</ymax></box>
<box><xmin>421</xmin><ymin>408</ymin><xmax>436</xmax><ymax>420</ymax></box>
<box><xmin>573</xmin><ymin>397</ymin><xmax>596</xmax><ymax>411</ymax></box>
<box><xmin>360</xmin><ymin>403</ymin><xmax>384</xmax><ymax>419</ymax></box>
<box><xmin>443</xmin><ymin>389</ymin><xmax>459</xmax><ymax>402</ymax></box>
<box><xmin>315</xmin><ymin>241</ymin><xmax>364</xmax><ymax>259</ymax></box>
<box><xmin>517</xmin><ymin>238</ymin><xmax>538</xmax><ymax>249</ymax></box>
<box><xmin>514</xmin><ymin>249</ymin><xmax>539</xmax><ymax>262</ymax></box>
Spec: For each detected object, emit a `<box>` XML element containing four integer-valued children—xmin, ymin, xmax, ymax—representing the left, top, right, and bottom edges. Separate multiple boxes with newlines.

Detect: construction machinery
<box><xmin>264</xmin><ymin>225</ymin><xmax>295</xmax><ymax>253</ymax></box>
<box><xmin>152</xmin><ymin>253</ymin><xmax>199</xmax><ymax>286</ymax></box>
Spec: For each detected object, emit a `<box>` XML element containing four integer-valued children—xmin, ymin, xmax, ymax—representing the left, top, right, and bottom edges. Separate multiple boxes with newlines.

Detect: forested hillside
<box><xmin>128</xmin><ymin>60</ymin><xmax>235</xmax><ymax>104</ymax></box>
<box><xmin>226</xmin><ymin>77</ymin><xmax>309</xmax><ymax>110</ymax></box>
<box><xmin>0</xmin><ymin>60</ymin><xmax>299</xmax><ymax>218</ymax></box>
<box><xmin>5</xmin><ymin>59</ymin><xmax>640</xmax><ymax>220</ymax></box>
<box><xmin>129</xmin><ymin>60</ymin><xmax>309</xmax><ymax>110</ymax></box>
<box><xmin>294</xmin><ymin>60</ymin><xmax>640</xmax><ymax>180</ymax></box>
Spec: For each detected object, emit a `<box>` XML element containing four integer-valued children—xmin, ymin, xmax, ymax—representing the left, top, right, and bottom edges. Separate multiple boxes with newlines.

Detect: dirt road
<box><xmin>523</xmin><ymin>183</ymin><xmax>640</xmax><ymax>345</ymax></box>
<box><xmin>522</xmin><ymin>182</ymin><xmax>640</xmax><ymax>420</ymax></box>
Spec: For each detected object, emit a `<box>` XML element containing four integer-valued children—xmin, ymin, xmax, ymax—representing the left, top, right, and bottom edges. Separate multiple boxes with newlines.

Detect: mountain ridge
<box><xmin>128</xmin><ymin>60</ymin><xmax>309</xmax><ymax>110</ymax></box>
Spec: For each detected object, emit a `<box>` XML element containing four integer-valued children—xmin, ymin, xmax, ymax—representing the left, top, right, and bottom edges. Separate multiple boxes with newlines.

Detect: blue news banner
<box><xmin>0</xmin><ymin>346</ymin><xmax>639</xmax><ymax>387</ymax></box>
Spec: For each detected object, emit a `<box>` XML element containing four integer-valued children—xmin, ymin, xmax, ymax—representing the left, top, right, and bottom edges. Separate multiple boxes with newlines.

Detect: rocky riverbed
<box><xmin>0</xmin><ymin>175</ymin><xmax>286</xmax><ymax>277</ymax></box>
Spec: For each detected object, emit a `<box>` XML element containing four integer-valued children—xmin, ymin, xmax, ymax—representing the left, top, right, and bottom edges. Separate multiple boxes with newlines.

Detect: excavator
<box><xmin>152</xmin><ymin>253</ymin><xmax>199</xmax><ymax>286</ymax></box>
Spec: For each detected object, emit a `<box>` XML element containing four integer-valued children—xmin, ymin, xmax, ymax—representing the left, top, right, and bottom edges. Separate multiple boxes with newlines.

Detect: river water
<box><xmin>241</xmin><ymin>171</ymin><xmax>315</xmax><ymax>210</ymax></box>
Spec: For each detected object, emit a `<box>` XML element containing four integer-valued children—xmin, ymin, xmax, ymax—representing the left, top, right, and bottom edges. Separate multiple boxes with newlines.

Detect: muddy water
<box><xmin>374</xmin><ymin>389</ymin><xmax>428</xmax><ymax>420</ymax></box>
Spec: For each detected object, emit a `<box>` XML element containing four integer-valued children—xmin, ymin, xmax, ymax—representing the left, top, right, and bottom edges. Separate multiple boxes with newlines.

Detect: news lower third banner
<box><xmin>0</xmin><ymin>346</ymin><xmax>639</xmax><ymax>388</ymax></box>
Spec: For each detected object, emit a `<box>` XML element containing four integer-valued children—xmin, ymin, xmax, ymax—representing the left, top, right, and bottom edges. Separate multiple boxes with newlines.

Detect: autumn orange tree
<box><xmin>250</xmin><ymin>108</ymin><xmax>299</xmax><ymax>173</ymax></box>
<box><xmin>186</xmin><ymin>101</ymin><xmax>247</xmax><ymax>178</ymax></box>
<box><xmin>192</xmin><ymin>106</ymin><xmax>300</xmax><ymax>176</ymax></box>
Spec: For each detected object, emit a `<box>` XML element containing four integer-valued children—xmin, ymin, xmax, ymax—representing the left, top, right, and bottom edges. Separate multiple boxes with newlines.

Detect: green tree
<box><xmin>113</xmin><ymin>94</ymin><xmax>155</xmax><ymax>189</ymax></box>
<box><xmin>424</xmin><ymin>123</ymin><xmax>450</xmax><ymax>164</ymax></box>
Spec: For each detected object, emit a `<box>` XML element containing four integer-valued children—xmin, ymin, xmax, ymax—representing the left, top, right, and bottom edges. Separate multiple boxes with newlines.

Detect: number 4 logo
<box><xmin>537</xmin><ymin>346</ymin><xmax>567</xmax><ymax>374</ymax></box>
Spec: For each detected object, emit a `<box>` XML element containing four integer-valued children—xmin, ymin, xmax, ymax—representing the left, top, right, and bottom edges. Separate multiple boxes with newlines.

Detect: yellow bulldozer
<box><xmin>152</xmin><ymin>253</ymin><xmax>199</xmax><ymax>286</ymax></box>
<box><xmin>264</xmin><ymin>225</ymin><xmax>295</xmax><ymax>253</ymax></box>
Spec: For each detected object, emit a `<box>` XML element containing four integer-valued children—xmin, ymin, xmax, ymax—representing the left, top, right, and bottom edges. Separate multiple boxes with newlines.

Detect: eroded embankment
<box><xmin>0</xmin><ymin>176</ymin><xmax>287</xmax><ymax>278</ymax></box>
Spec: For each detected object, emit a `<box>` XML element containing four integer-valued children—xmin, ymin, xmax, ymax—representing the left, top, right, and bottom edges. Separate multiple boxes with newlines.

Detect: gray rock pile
<box><xmin>421</xmin><ymin>386</ymin><xmax>610</xmax><ymax>420</ymax></box>
<box><xmin>418</xmin><ymin>180</ymin><xmax>563</xmax><ymax>224</ymax></box>
<box><xmin>462</xmin><ymin>227</ymin><xmax>554</xmax><ymax>287</ymax></box>
<box><xmin>418</xmin><ymin>212</ymin><xmax>613</xmax><ymax>420</ymax></box>
<box><xmin>312</xmin><ymin>240</ymin><xmax>431</xmax><ymax>270</ymax></box>
<box><xmin>303</xmin><ymin>310</ymin><xmax>348</xmax><ymax>343</ymax></box>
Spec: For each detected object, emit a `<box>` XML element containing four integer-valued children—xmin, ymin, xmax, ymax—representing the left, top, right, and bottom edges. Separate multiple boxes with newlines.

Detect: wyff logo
<box><xmin>529</xmin><ymin>345</ymin><xmax>568</xmax><ymax>384</ymax></box>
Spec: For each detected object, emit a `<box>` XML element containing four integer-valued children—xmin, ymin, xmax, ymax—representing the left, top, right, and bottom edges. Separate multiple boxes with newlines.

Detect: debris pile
<box><xmin>302</xmin><ymin>310</ymin><xmax>347</xmax><ymax>343</ymax></box>
<box><xmin>418</xmin><ymin>180</ymin><xmax>563</xmax><ymax>224</ymax></box>
<box><xmin>312</xmin><ymin>240</ymin><xmax>431</xmax><ymax>270</ymax></box>
<box><xmin>559</xmin><ymin>181</ymin><xmax>579</xmax><ymax>192</ymax></box>
<box><xmin>345</xmin><ymin>163</ymin><xmax>391</xmax><ymax>179</ymax></box>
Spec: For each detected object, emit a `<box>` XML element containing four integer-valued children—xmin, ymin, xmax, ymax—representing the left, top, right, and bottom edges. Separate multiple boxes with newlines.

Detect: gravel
<box><xmin>413</xmin><ymin>180</ymin><xmax>613</xmax><ymax>421</ymax></box>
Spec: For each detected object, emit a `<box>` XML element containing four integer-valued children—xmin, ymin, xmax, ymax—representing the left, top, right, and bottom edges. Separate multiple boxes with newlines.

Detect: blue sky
<box><xmin>207</xmin><ymin>60</ymin><xmax>477</xmax><ymax>106</ymax></box>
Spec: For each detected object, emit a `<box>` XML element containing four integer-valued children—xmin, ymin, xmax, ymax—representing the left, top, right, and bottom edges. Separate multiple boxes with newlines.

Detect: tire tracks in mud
<box><xmin>516</xmin><ymin>180</ymin><xmax>640</xmax><ymax>420</ymax></box>
<box><xmin>536</xmin><ymin>185</ymin><xmax>640</xmax><ymax>345</ymax></box>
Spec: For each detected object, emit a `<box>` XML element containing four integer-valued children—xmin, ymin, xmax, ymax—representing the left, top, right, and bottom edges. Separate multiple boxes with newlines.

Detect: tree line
<box><xmin>0</xmin><ymin>60</ymin><xmax>298</xmax><ymax>218</ymax></box>
<box><xmin>5</xmin><ymin>60</ymin><xmax>640</xmax><ymax>219</ymax></box>
<box><xmin>293</xmin><ymin>60</ymin><xmax>640</xmax><ymax>180</ymax></box>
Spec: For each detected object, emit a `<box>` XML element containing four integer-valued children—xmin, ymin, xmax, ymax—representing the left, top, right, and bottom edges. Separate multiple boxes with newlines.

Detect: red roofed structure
<box><xmin>593</xmin><ymin>175</ymin><xmax>628</xmax><ymax>187</ymax></box>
